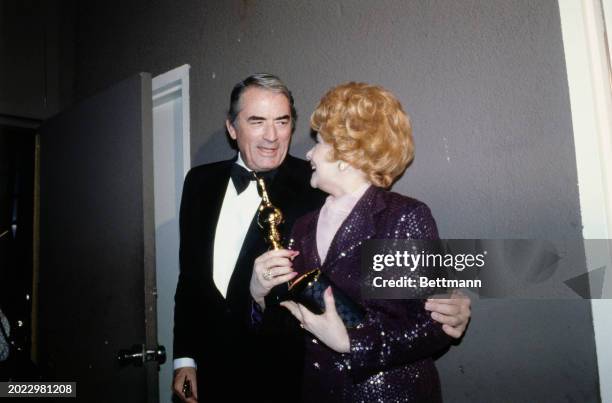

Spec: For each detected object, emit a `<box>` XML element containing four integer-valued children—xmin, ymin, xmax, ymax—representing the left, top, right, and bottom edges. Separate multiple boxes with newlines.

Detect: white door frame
<box><xmin>558</xmin><ymin>1</ymin><xmax>612</xmax><ymax>401</ymax></box>
<box><xmin>153</xmin><ymin>64</ymin><xmax>191</xmax><ymax>176</ymax></box>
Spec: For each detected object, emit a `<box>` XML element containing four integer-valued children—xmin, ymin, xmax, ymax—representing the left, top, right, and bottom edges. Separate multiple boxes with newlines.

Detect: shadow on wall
<box><xmin>192</xmin><ymin>129</ymin><xmax>235</xmax><ymax>167</ymax></box>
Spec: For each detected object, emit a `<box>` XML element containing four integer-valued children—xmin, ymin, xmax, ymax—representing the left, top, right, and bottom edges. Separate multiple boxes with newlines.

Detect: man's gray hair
<box><xmin>227</xmin><ymin>73</ymin><xmax>297</xmax><ymax>132</ymax></box>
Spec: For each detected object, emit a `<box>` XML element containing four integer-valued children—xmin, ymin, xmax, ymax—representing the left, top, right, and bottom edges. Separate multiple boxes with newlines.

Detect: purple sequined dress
<box><xmin>289</xmin><ymin>186</ymin><xmax>451</xmax><ymax>403</ymax></box>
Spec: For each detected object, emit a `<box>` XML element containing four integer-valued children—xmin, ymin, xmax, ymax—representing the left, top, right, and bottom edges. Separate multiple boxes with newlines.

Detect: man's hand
<box><xmin>250</xmin><ymin>249</ymin><xmax>299</xmax><ymax>308</ymax></box>
<box><xmin>425</xmin><ymin>289</ymin><xmax>472</xmax><ymax>339</ymax></box>
<box><xmin>173</xmin><ymin>367</ymin><xmax>198</xmax><ymax>402</ymax></box>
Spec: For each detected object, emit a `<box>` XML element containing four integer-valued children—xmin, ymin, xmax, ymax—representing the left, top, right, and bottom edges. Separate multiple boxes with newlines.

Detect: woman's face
<box><xmin>306</xmin><ymin>133</ymin><xmax>343</xmax><ymax>194</ymax></box>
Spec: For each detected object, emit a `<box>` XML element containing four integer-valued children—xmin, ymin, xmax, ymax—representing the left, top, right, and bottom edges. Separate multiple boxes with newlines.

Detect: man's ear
<box><xmin>226</xmin><ymin>119</ymin><xmax>237</xmax><ymax>140</ymax></box>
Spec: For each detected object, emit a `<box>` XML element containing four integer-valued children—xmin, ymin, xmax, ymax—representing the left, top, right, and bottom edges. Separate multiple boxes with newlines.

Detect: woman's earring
<box><xmin>338</xmin><ymin>161</ymin><xmax>347</xmax><ymax>171</ymax></box>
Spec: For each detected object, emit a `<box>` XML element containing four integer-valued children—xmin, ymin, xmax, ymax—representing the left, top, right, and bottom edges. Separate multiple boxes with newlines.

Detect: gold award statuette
<box><xmin>256</xmin><ymin>176</ymin><xmax>284</xmax><ymax>250</ymax></box>
<box><xmin>256</xmin><ymin>175</ymin><xmax>314</xmax><ymax>292</ymax></box>
<box><xmin>254</xmin><ymin>175</ymin><xmax>364</xmax><ymax>327</ymax></box>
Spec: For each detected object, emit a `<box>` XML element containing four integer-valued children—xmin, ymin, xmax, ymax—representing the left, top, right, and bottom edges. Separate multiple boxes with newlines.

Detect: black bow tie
<box><xmin>230</xmin><ymin>163</ymin><xmax>277</xmax><ymax>195</ymax></box>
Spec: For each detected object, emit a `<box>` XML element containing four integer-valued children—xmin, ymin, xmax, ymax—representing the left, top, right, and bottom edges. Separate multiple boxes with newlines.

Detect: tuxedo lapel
<box><xmin>323</xmin><ymin>186</ymin><xmax>385</xmax><ymax>270</ymax></box>
<box><xmin>198</xmin><ymin>158</ymin><xmax>234</xmax><ymax>280</ymax></box>
<box><xmin>268</xmin><ymin>157</ymin><xmax>302</xmax><ymax>221</ymax></box>
<box><xmin>226</xmin><ymin>213</ymin><xmax>265</xmax><ymax>310</ymax></box>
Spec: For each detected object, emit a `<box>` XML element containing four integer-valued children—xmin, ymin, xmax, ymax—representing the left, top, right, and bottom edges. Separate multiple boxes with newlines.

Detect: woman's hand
<box><xmin>281</xmin><ymin>287</ymin><xmax>350</xmax><ymax>353</ymax></box>
<box><xmin>250</xmin><ymin>249</ymin><xmax>299</xmax><ymax>309</ymax></box>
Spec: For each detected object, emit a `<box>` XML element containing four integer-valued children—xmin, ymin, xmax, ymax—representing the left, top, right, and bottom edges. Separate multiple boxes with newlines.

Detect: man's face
<box><xmin>226</xmin><ymin>87</ymin><xmax>292</xmax><ymax>172</ymax></box>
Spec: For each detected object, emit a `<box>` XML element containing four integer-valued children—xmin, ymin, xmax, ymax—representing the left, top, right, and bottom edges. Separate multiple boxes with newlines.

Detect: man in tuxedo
<box><xmin>172</xmin><ymin>74</ymin><xmax>471</xmax><ymax>402</ymax></box>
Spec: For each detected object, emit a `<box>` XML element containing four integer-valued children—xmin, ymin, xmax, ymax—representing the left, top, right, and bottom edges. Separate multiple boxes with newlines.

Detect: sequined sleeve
<box><xmin>346</xmin><ymin>203</ymin><xmax>451</xmax><ymax>379</ymax></box>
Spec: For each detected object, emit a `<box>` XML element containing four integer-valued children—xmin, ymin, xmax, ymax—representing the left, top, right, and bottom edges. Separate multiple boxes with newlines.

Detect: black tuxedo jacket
<box><xmin>173</xmin><ymin>154</ymin><xmax>325</xmax><ymax>400</ymax></box>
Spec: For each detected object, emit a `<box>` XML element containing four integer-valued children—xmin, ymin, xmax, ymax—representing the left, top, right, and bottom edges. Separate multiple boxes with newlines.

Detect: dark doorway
<box><xmin>0</xmin><ymin>124</ymin><xmax>38</xmax><ymax>380</ymax></box>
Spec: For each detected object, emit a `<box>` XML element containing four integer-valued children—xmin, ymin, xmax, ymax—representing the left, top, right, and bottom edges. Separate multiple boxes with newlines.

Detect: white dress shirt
<box><xmin>174</xmin><ymin>154</ymin><xmax>262</xmax><ymax>370</ymax></box>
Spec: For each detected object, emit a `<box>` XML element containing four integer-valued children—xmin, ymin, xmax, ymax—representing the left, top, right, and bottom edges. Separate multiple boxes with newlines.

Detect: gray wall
<box><xmin>0</xmin><ymin>0</ymin><xmax>75</xmax><ymax>120</ymax></box>
<box><xmin>71</xmin><ymin>1</ymin><xmax>600</xmax><ymax>401</ymax></box>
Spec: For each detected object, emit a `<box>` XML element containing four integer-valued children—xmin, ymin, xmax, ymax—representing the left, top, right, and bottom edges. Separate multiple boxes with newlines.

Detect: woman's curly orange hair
<box><xmin>310</xmin><ymin>82</ymin><xmax>414</xmax><ymax>188</ymax></box>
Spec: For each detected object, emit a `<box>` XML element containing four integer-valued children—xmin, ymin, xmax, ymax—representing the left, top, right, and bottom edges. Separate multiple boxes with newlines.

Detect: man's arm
<box><xmin>172</xmin><ymin>169</ymin><xmax>201</xmax><ymax>402</ymax></box>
